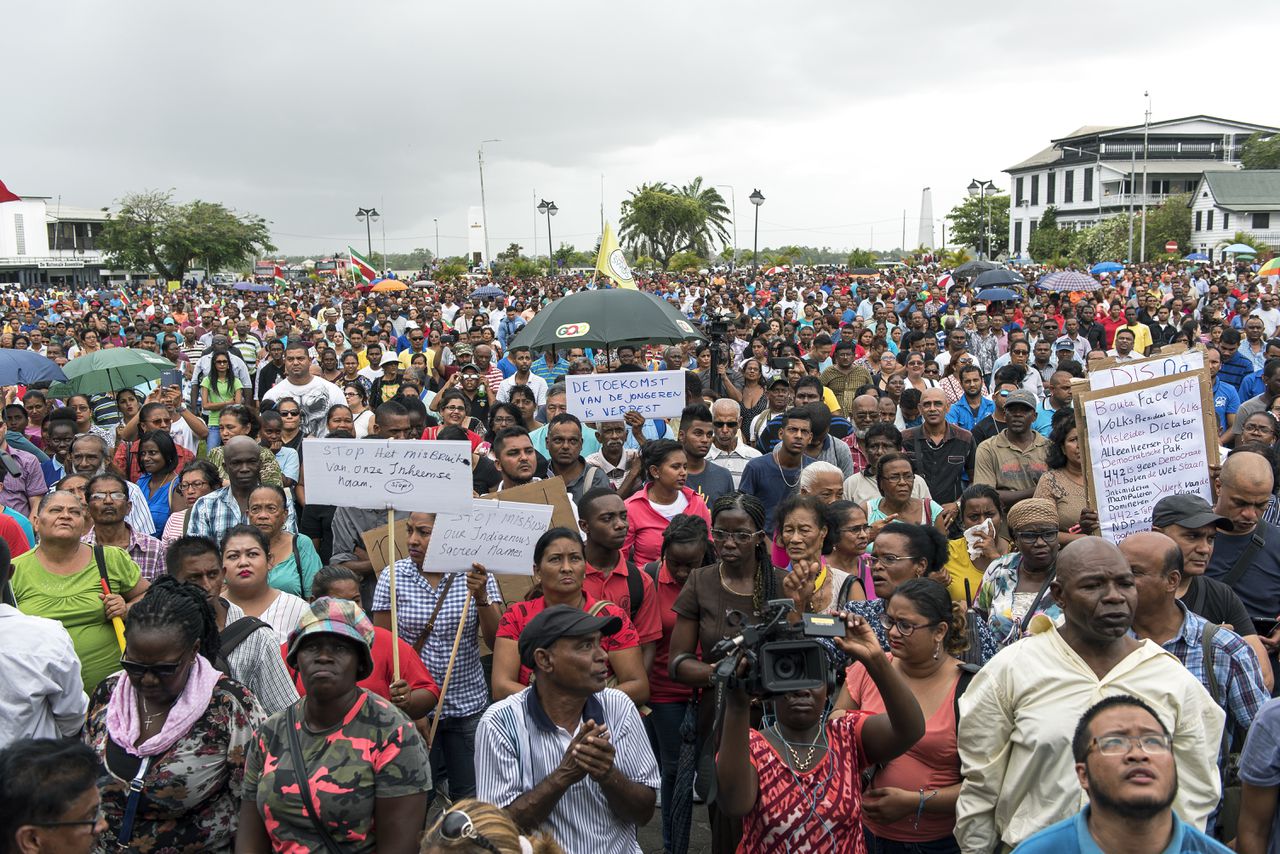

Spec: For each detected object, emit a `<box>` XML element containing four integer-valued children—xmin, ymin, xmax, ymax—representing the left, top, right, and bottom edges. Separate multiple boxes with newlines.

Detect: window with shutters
<box><xmin>1014</xmin><ymin>221</ymin><xmax>1023</xmax><ymax>253</ymax></box>
<box><xmin>1223</xmin><ymin>213</ymin><xmax>1229</xmax><ymax>230</ymax></box>
<box><xmin>1256</xmin><ymin>213</ymin><xmax>1271</xmax><ymax>229</ymax></box>
<box><xmin>1195</xmin><ymin>211</ymin><xmax>1202</xmax><ymax>231</ymax></box>
<box><xmin>1015</xmin><ymin>177</ymin><xmax>1024</xmax><ymax>205</ymax></box>
<box><xmin>1064</xmin><ymin>170</ymin><xmax>1074</xmax><ymax>203</ymax></box>
<box><xmin>1083</xmin><ymin>168</ymin><xmax>1093</xmax><ymax>201</ymax></box>
<box><xmin>1031</xmin><ymin>176</ymin><xmax>1040</xmax><ymax>206</ymax></box>
<box><xmin>1046</xmin><ymin>173</ymin><xmax>1055</xmax><ymax>205</ymax></box>
<box><xmin>13</xmin><ymin>213</ymin><xmax>25</xmax><ymax>255</ymax></box>
<box><xmin>1207</xmin><ymin>211</ymin><xmax>1214</xmax><ymax>231</ymax></box>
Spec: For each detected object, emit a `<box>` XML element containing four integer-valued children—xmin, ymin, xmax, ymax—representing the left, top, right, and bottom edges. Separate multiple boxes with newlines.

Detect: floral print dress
<box><xmin>85</xmin><ymin>673</ymin><xmax>265</xmax><ymax>853</ymax></box>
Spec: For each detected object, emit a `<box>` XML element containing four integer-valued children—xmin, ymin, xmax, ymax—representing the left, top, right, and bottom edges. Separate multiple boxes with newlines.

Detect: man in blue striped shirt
<box><xmin>475</xmin><ymin>605</ymin><xmax>659</xmax><ymax>853</ymax></box>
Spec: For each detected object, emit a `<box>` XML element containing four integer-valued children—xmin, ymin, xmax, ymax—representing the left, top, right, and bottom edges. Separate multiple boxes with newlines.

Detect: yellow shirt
<box><xmin>1124</xmin><ymin>321</ymin><xmax>1153</xmax><ymax>354</ymax></box>
<box><xmin>955</xmin><ymin>625</ymin><xmax>1224</xmax><ymax>852</ymax></box>
<box><xmin>944</xmin><ymin>537</ymin><xmax>985</xmax><ymax>604</ymax></box>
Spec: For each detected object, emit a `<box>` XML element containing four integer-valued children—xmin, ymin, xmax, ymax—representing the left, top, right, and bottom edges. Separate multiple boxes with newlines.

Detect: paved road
<box><xmin>636</xmin><ymin>804</ymin><xmax>714</xmax><ymax>854</ymax></box>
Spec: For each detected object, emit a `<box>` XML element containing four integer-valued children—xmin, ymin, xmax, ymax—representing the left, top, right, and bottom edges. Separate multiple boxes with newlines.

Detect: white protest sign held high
<box><xmin>565</xmin><ymin>369</ymin><xmax>686</xmax><ymax>421</ymax></box>
<box><xmin>1078</xmin><ymin>372</ymin><xmax>1215</xmax><ymax>542</ymax></box>
<box><xmin>1088</xmin><ymin>350</ymin><xmax>1204</xmax><ymax>391</ymax></box>
<box><xmin>423</xmin><ymin>499</ymin><xmax>555</xmax><ymax>573</ymax></box>
<box><xmin>301</xmin><ymin>439</ymin><xmax>472</xmax><ymax>513</ymax></box>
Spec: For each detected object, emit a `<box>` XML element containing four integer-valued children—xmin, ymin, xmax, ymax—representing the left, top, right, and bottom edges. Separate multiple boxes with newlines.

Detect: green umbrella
<box><xmin>508</xmin><ymin>288</ymin><xmax>704</xmax><ymax>351</ymax></box>
<box><xmin>48</xmin><ymin>347</ymin><xmax>177</xmax><ymax>398</ymax></box>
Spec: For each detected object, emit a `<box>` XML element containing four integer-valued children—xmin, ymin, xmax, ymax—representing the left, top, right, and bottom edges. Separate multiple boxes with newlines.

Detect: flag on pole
<box><xmin>348</xmin><ymin>246</ymin><xmax>376</xmax><ymax>284</ymax></box>
<box><xmin>0</xmin><ymin>178</ymin><xmax>21</xmax><ymax>204</ymax></box>
<box><xmin>594</xmin><ymin>222</ymin><xmax>636</xmax><ymax>289</ymax></box>
<box><xmin>273</xmin><ymin>265</ymin><xmax>288</xmax><ymax>287</ymax></box>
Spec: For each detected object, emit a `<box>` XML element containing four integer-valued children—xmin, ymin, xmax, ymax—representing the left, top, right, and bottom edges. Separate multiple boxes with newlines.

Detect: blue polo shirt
<box><xmin>1213</xmin><ymin>377</ymin><xmax>1240</xmax><ymax>432</ymax></box>
<box><xmin>1240</xmin><ymin>368</ymin><xmax>1266</xmax><ymax>401</ymax></box>
<box><xmin>1015</xmin><ymin>805</ymin><xmax>1229</xmax><ymax>853</ymax></box>
<box><xmin>1218</xmin><ymin>351</ymin><xmax>1255</xmax><ymax>391</ymax></box>
<box><xmin>947</xmin><ymin>396</ymin><xmax>994</xmax><ymax>432</ymax></box>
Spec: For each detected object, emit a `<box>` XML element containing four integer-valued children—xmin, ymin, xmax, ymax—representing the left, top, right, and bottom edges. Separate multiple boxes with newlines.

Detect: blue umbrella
<box><xmin>1037</xmin><ymin>270</ymin><xmax>1098</xmax><ymax>293</ymax></box>
<box><xmin>1183</xmin><ymin>252</ymin><xmax>1209</xmax><ymax>261</ymax></box>
<box><xmin>469</xmin><ymin>284</ymin><xmax>506</xmax><ymax>300</ymax></box>
<box><xmin>1090</xmin><ymin>262</ymin><xmax>1124</xmax><ymax>274</ymax></box>
<box><xmin>0</xmin><ymin>351</ymin><xmax>67</xmax><ymax>386</ymax></box>
<box><xmin>1224</xmin><ymin>243</ymin><xmax>1258</xmax><ymax>255</ymax></box>
<box><xmin>233</xmin><ymin>281</ymin><xmax>273</xmax><ymax>293</ymax></box>
<box><xmin>971</xmin><ymin>269</ymin><xmax>1026</xmax><ymax>289</ymax></box>
<box><xmin>976</xmin><ymin>287</ymin><xmax>1019</xmax><ymax>302</ymax></box>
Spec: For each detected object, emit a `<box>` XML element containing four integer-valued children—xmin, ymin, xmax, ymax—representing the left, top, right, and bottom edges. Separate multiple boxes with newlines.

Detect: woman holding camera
<box><xmin>835</xmin><ymin>579</ymin><xmax>971</xmax><ymax>853</ymax></box>
<box><xmin>715</xmin><ymin>607</ymin><xmax>924</xmax><ymax>853</ymax></box>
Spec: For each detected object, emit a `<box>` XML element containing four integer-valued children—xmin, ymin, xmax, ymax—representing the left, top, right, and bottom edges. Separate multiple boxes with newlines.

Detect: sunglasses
<box><xmin>279</xmin><ymin>410</ymin><xmax>300</xmax><ymax>416</ymax></box>
<box><xmin>119</xmin><ymin>656</ymin><xmax>186</xmax><ymax>679</ymax></box>
<box><xmin>435</xmin><ymin>810</ymin><xmax>499</xmax><ymax>854</ymax></box>
<box><xmin>712</xmin><ymin>420</ymin><xmax>739</xmax><ymax>429</ymax></box>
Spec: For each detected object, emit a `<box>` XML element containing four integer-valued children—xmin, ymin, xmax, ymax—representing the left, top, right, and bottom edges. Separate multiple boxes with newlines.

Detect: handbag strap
<box><xmin>292</xmin><ymin>535</ymin><xmax>305</xmax><ymax>600</ymax></box>
<box><xmin>116</xmin><ymin>755</ymin><xmax>151</xmax><ymax>847</ymax></box>
<box><xmin>1018</xmin><ymin>564</ymin><xmax>1056</xmax><ymax>635</ymax></box>
<box><xmin>1221</xmin><ymin>532</ymin><xmax>1266</xmax><ymax>589</ymax></box>
<box><xmin>285</xmin><ymin>705</ymin><xmax>345</xmax><ymax>854</ymax></box>
<box><xmin>413</xmin><ymin>573</ymin><xmax>458</xmax><ymax>654</ymax></box>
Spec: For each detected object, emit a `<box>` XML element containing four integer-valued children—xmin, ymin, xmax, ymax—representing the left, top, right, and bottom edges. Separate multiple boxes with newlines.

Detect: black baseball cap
<box><xmin>1150</xmin><ymin>494</ymin><xmax>1231</xmax><ymax>530</ymax></box>
<box><xmin>518</xmin><ymin>604</ymin><xmax>622</xmax><ymax>668</ymax></box>
<box><xmin>766</xmin><ymin>375</ymin><xmax>790</xmax><ymax>389</ymax></box>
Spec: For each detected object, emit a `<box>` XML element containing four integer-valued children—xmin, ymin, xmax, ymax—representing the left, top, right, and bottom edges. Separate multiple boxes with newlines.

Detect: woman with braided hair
<box><xmin>83</xmin><ymin>575</ymin><xmax>266</xmax><ymax>853</ymax></box>
<box><xmin>667</xmin><ymin>491</ymin><xmax>794</xmax><ymax>854</ymax></box>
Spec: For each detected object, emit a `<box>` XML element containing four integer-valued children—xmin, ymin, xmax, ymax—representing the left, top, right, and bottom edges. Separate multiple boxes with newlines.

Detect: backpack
<box><xmin>215</xmin><ymin>616</ymin><xmax>271</xmax><ymax>675</ymax></box>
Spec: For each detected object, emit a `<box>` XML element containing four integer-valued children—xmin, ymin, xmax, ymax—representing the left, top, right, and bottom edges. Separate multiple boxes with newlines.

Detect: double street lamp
<box><xmin>749</xmin><ymin>189</ymin><xmax>765</xmax><ymax>274</ymax></box>
<box><xmin>537</xmin><ymin>199</ymin><xmax>558</xmax><ymax>273</ymax></box>
<box><xmin>355</xmin><ymin>207</ymin><xmax>379</xmax><ymax>260</ymax></box>
<box><xmin>966</xmin><ymin>179</ymin><xmax>996</xmax><ymax>260</ymax></box>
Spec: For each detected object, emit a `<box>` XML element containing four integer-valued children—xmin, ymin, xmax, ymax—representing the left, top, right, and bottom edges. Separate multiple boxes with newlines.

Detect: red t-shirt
<box><xmin>583</xmin><ymin>554</ymin><xmax>663</xmax><ymax>645</ymax></box>
<box><xmin>496</xmin><ymin>593</ymin><xmax>640</xmax><ymax>686</ymax></box>
<box><xmin>284</xmin><ymin>626</ymin><xmax>440</xmax><ymax>701</ymax></box>
<box><xmin>0</xmin><ymin>513</ymin><xmax>31</xmax><ymax>559</ymax></box>
<box><xmin>647</xmin><ymin>562</ymin><xmax>693</xmax><ymax>705</ymax></box>
<box><xmin>420</xmin><ymin>426</ymin><xmax>483</xmax><ymax>450</ymax></box>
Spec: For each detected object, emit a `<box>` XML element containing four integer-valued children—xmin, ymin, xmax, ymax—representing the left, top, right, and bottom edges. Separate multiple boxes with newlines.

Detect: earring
<box><xmin>933</xmin><ymin>641</ymin><xmax>941</xmax><ymax>660</ymax></box>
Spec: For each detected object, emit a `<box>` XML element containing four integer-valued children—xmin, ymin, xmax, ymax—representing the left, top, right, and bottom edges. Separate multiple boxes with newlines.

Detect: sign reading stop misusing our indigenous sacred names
<box><xmin>1076</xmin><ymin>372</ymin><xmax>1218</xmax><ymax>543</ymax></box>
<box><xmin>565</xmin><ymin>370</ymin><xmax>686</xmax><ymax>421</ymax></box>
<box><xmin>423</xmin><ymin>499</ymin><xmax>554</xmax><ymax>573</ymax></box>
<box><xmin>301</xmin><ymin>438</ymin><xmax>472</xmax><ymax>514</ymax></box>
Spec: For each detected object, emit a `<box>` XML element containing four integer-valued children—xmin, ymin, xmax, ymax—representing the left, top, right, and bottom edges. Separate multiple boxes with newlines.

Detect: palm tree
<box><xmin>678</xmin><ymin>177</ymin><xmax>731</xmax><ymax>256</ymax></box>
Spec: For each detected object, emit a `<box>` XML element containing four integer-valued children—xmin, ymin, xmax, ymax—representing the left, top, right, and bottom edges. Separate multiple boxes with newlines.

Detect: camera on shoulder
<box><xmin>709</xmin><ymin>599</ymin><xmax>838</xmax><ymax>697</ymax></box>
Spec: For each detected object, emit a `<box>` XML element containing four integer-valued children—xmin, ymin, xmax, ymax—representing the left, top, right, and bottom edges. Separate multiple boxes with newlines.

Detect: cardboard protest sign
<box><xmin>360</xmin><ymin>519</ymin><xmax>411</xmax><ymax>577</ymax></box>
<box><xmin>480</xmin><ymin>476</ymin><xmax>576</xmax><ymax>604</ymax></box>
<box><xmin>1088</xmin><ymin>348</ymin><xmax>1204</xmax><ymax>392</ymax></box>
<box><xmin>1074</xmin><ymin>371</ymin><xmax>1218</xmax><ymax>542</ymax></box>
<box><xmin>424</xmin><ymin>499</ymin><xmax>555</xmax><ymax>573</ymax></box>
<box><xmin>302</xmin><ymin>439</ymin><xmax>471</xmax><ymax>513</ymax></box>
<box><xmin>565</xmin><ymin>370</ymin><xmax>685</xmax><ymax>421</ymax></box>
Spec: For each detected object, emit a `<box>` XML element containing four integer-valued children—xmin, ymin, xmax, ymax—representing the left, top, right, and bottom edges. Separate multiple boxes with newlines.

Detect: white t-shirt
<box><xmin>647</xmin><ymin>491</ymin><xmax>689</xmax><ymax>521</ymax></box>
<box><xmin>262</xmin><ymin>376</ymin><xmax>345</xmax><ymax>439</ymax></box>
<box><xmin>257</xmin><ymin>592</ymin><xmax>310</xmax><ymax>644</ymax></box>
<box><xmin>170</xmin><ymin>419</ymin><xmax>197</xmax><ymax>455</ymax></box>
<box><xmin>1252</xmin><ymin>306</ymin><xmax>1280</xmax><ymax>337</ymax></box>
<box><xmin>497</xmin><ymin>373</ymin><xmax>549</xmax><ymax>405</ymax></box>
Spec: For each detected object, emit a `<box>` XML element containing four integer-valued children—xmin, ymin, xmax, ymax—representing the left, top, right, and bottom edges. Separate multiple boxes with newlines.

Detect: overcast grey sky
<box><xmin>5</xmin><ymin>1</ymin><xmax>1273</xmax><ymax>258</ymax></box>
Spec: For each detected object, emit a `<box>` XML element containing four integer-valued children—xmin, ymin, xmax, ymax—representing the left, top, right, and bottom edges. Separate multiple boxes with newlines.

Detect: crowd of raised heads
<box><xmin>3</xmin><ymin>255</ymin><xmax>1280</xmax><ymax>853</ymax></box>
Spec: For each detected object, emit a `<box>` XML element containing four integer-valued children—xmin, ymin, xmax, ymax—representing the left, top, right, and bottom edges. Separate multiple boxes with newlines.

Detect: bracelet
<box><xmin>474</xmin><ymin>600</ymin><xmax>491</xmax><ymax>607</ymax></box>
<box><xmin>669</xmin><ymin>652</ymin><xmax>699</xmax><ymax>680</ymax></box>
<box><xmin>913</xmin><ymin>788</ymin><xmax>938</xmax><ymax>830</ymax></box>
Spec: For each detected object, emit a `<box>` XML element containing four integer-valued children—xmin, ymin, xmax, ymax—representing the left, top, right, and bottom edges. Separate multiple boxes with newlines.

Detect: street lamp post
<box><xmin>355</xmin><ymin>207</ymin><xmax>379</xmax><ymax>260</ymax></box>
<box><xmin>538</xmin><ymin>199</ymin><xmax>558</xmax><ymax>274</ymax></box>
<box><xmin>433</xmin><ymin>218</ymin><xmax>439</xmax><ymax>265</ymax></box>
<box><xmin>967</xmin><ymin>179</ymin><xmax>995</xmax><ymax>259</ymax></box>
<box><xmin>478</xmin><ymin>139</ymin><xmax>500</xmax><ymax>269</ymax></box>
<box><xmin>749</xmin><ymin>189</ymin><xmax>764</xmax><ymax>275</ymax></box>
<box><xmin>716</xmin><ymin>184</ymin><xmax>737</xmax><ymax>270</ymax></box>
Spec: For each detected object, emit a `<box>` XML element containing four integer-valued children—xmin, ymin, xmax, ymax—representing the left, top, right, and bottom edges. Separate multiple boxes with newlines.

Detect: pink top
<box><xmin>621</xmin><ymin>485</ymin><xmax>711</xmax><ymax>567</ymax></box>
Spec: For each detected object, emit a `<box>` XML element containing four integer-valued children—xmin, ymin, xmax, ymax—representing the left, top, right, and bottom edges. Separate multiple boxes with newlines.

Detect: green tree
<box><xmin>99</xmin><ymin>190</ymin><xmax>274</xmax><ymax>281</ymax></box>
<box><xmin>1070</xmin><ymin>216</ymin><xmax>1130</xmax><ymax>264</ymax></box>
<box><xmin>1027</xmin><ymin>206</ymin><xmax>1073</xmax><ymax>263</ymax></box>
<box><xmin>619</xmin><ymin>178</ymin><xmax>730</xmax><ymax>269</ymax></box>
<box><xmin>678</xmin><ymin>177</ymin><xmax>731</xmax><ymax>257</ymax></box>
<box><xmin>1241</xmin><ymin>133</ymin><xmax>1280</xmax><ymax>170</ymax></box>
<box><xmin>1138</xmin><ymin>193</ymin><xmax>1192</xmax><ymax>260</ymax></box>
<box><xmin>552</xmin><ymin>242</ymin><xmax>576</xmax><ymax>270</ymax></box>
<box><xmin>435</xmin><ymin>261</ymin><xmax>467</xmax><ymax>281</ymax></box>
<box><xmin>1223</xmin><ymin>231</ymin><xmax>1272</xmax><ymax>254</ymax></box>
<box><xmin>667</xmin><ymin>250</ymin><xmax>706</xmax><ymax>271</ymax></box>
<box><xmin>509</xmin><ymin>257</ymin><xmax>546</xmax><ymax>278</ymax></box>
<box><xmin>945</xmin><ymin>193</ymin><xmax>1010</xmax><ymax>258</ymax></box>
<box><xmin>847</xmin><ymin>248</ymin><xmax>878</xmax><ymax>268</ymax></box>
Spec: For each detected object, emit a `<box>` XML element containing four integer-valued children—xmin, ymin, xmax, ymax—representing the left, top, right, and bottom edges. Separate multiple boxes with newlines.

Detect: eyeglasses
<box><xmin>436</xmin><ymin>810</ymin><xmax>500</xmax><ymax>854</ymax></box>
<box><xmin>119</xmin><ymin>656</ymin><xmax>186</xmax><ymax>679</ymax></box>
<box><xmin>870</xmin><ymin>552</ymin><xmax>919</xmax><ymax>566</ymax></box>
<box><xmin>88</xmin><ymin>491</ymin><xmax>127</xmax><ymax>502</ymax></box>
<box><xmin>179</xmin><ymin>480</ymin><xmax>211</xmax><ymax>491</ymax></box>
<box><xmin>879</xmin><ymin>614</ymin><xmax>938</xmax><ymax>637</ymax></box>
<box><xmin>712</xmin><ymin>528</ymin><xmax>762</xmax><ymax>544</ymax></box>
<box><xmin>1089</xmin><ymin>734</ymin><xmax>1172</xmax><ymax>756</ymax></box>
<box><xmin>442</xmin><ymin>405</ymin><xmax>468</xmax><ymax>413</ymax></box>
<box><xmin>881</xmin><ymin>473</ymin><xmax>914</xmax><ymax>484</ymax></box>
<box><xmin>1015</xmin><ymin>529</ymin><xmax>1060</xmax><ymax>544</ymax></box>
<box><xmin>712</xmin><ymin>421</ymin><xmax>739</xmax><ymax>429</ymax></box>
<box><xmin>29</xmin><ymin>806</ymin><xmax>104</xmax><ymax>829</ymax></box>
<box><xmin>840</xmin><ymin>524</ymin><xmax>870</xmax><ymax>535</ymax></box>
<box><xmin>1243</xmin><ymin>422</ymin><xmax>1277</xmax><ymax>437</ymax></box>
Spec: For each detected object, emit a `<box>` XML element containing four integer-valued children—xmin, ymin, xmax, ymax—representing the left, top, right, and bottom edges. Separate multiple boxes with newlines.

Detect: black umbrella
<box><xmin>848</xmin><ymin>266</ymin><xmax>878</xmax><ymax>276</ymax></box>
<box><xmin>667</xmin><ymin>703</ymin><xmax>700</xmax><ymax>854</ymax></box>
<box><xmin>508</xmin><ymin>288</ymin><xmax>704</xmax><ymax>350</ymax></box>
<box><xmin>953</xmin><ymin>259</ymin><xmax>998</xmax><ymax>277</ymax></box>
<box><xmin>971</xmin><ymin>269</ymin><xmax>1025</xmax><ymax>289</ymax></box>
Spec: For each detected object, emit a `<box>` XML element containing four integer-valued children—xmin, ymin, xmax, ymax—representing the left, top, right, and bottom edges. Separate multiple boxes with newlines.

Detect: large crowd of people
<box><xmin>2</xmin><ymin>257</ymin><xmax>1280</xmax><ymax>853</ymax></box>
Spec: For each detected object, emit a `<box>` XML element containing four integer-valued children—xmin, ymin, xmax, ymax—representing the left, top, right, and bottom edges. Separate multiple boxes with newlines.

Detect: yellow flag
<box><xmin>595</xmin><ymin>222</ymin><xmax>636</xmax><ymax>289</ymax></box>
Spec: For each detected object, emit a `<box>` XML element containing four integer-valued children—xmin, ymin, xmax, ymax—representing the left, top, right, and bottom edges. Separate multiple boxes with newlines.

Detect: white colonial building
<box><xmin>1189</xmin><ymin>170</ymin><xmax>1280</xmax><ymax>259</ymax></box>
<box><xmin>0</xmin><ymin>195</ymin><xmax>112</xmax><ymax>287</ymax></box>
<box><xmin>1003</xmin><ymin>115</ymin><xmax>1279</xmax><ymax>259</ymax></box>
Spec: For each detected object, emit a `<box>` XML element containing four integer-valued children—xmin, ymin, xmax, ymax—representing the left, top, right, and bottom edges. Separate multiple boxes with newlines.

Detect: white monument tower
<box><xmin>917</xmin><ymin>187</ymin><xmax>934</xmax><ymax>250</ymax></box>
<box><xmin>467</xmin><ymin>206</ymin><xmax>487</xmax><ymax>268</ymax></box>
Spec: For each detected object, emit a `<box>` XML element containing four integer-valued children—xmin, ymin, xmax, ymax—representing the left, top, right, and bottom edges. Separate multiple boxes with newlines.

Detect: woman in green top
<box><xmin>11</xmin><ymin>490</ymin><xmax>150</xmax><ymax>691</ymax></box>
<box><xmin>201</xmin><ymin>351</ymin><xmax>244</xmax><ymax>450</ymax></box>
<box><xmin>247</xmin><ymin>484</ymin><xmax>321</xmax><ymax>599</ymax></box>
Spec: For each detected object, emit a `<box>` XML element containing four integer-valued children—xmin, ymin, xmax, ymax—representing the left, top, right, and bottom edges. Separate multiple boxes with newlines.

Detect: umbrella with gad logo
<box><xmin>509</xmin><ymin>288</ymin><xmax>705</xmax><ymax>350</ymax></box>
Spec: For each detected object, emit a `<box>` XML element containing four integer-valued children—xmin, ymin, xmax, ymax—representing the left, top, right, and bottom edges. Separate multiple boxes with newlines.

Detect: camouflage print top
<box><xmin>242</xmin><ymin>690</ymin><xmax>431</xmax><ymax>853</ymax></box>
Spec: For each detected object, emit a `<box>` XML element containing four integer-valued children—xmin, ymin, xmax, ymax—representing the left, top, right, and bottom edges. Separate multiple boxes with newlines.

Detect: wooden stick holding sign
<box><xmin>387</xmin><ymin>507</ymin><xmax>400</xmax><ymax>680</ymax></box>
<box><xmin>426</xmin><ymin>591</ymin><xmax>472</xmax><ymax>748</ymax></box>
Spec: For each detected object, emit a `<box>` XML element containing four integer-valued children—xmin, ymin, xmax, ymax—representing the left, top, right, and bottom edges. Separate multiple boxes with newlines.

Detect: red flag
<box><xmin>0</xmin><ymin>178</ymin><xmax>20</xmax><ymax>204</ymax></box>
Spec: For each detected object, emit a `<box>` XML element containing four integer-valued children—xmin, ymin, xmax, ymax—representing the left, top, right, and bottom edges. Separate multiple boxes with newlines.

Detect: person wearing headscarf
<box><xmin>974</xmin><ymin>498</ymin><xmax>1064</xmax><ymax>646</ymax></box>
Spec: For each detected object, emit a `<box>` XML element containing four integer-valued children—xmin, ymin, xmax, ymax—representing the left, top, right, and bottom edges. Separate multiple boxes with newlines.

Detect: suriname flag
<box><xmin>348</xmin><ymin>246</ymin><xmax>376</xmax><ymax>284</ymax></box>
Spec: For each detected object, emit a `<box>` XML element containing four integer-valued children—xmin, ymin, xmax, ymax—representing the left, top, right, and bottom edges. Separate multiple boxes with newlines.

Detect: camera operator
<box><xmin>715</xmin><ymin>609</ymin><xmax>924</xmax><ymax>851</ymax></box>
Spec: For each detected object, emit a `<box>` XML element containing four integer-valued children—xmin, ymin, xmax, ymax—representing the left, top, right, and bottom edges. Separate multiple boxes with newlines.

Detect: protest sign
<box><xmin>302</xmin><ymin>438</ymin><xmax>471</xmax><ymax>513</ymax></box>
<box><xmin>360</xmin><ymin>519</ymin><xmax>411</xmax><ymax>576</ymax></box>
<box><xmin>424</xmin><ymin>499</ymin><xmax>555</xmax><ymax>573</ymax></box>
<box><xmin>1088</xmin><ymin>348</ymin><xmax>1204</xmax><ymax>391</ymax></box>
<box><xmin>565</xmin><ymin>369</ymin><xmax>686</xmax><ymax>421</ymax></box>
<box><xmin>1075</xmin><ymin>370</ymin><xmax>1219</xmax><ymax>542</ymax></box>
<box><xmin>480</xmin><ymin>476</ymin><xmax>577</xmax><ymax>530</ymax></box>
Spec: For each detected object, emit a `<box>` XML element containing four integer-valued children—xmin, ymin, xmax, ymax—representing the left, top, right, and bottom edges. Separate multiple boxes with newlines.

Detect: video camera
<box><xmin>708</xmin><ymin>600</ymin><xmax>842</xmax><ymax>697</ymax></box>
